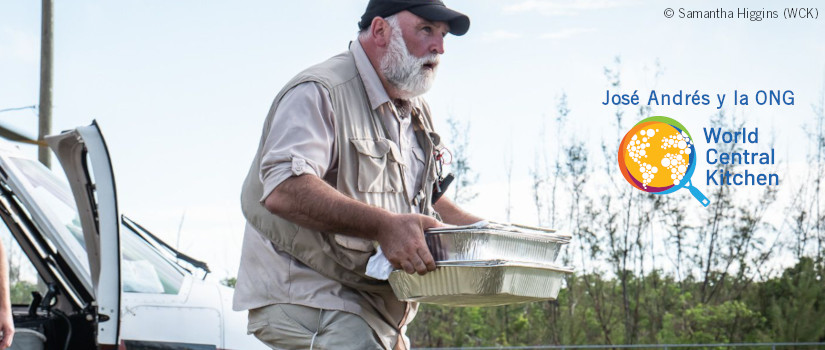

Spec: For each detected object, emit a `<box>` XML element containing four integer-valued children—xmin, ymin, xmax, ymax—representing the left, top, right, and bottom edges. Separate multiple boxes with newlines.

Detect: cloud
<box><xmin>482</xmin><ymin>30</ymin><xmax>523</xmax><ymax>42</ymax></box>
<box><xmin>504</xmin><ymin>0</ymin><xmax>636</xmax><ymax>16</ymax></box>
<box><xmin>540</xmin><ymin>27</ymin><xmax>596</xmax><ymax>39</ymax></box>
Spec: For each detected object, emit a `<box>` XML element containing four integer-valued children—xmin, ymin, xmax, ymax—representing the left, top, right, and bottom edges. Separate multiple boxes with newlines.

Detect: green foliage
<box><xmin>761</xmin><ymin>258</ymin><xmax>825</xmax><ymax>342</ymax></box>
<box><xmin>220</xmin><ymin>277</ymin><xmax>237</xmax><ymax>288</ymax></box>
<box><xmin>409</xmin><ymin>259</ymin><xmax>825</xmax><ymax>347</ymax></box>
<box><xmin>671</xmin><ymin>300</ymin><xmax>764</xmax><ymax>343</ymax></box>
<box><xmin>10</xmin><ymin>280</ymin><xmax>38</xmax><ymax>305</ymax></box>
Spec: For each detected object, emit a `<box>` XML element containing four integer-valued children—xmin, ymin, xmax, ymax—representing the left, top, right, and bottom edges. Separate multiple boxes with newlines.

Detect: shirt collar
<box><xmin>350</xmin><ymin>39</ymin><xmax>392</xmax><ymax>111</ymax></box>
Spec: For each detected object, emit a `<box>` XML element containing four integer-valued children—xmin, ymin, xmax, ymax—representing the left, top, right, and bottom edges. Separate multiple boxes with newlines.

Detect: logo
<box><xmin>618</xmin><ymin>116</ymin><xmax>710</xmax><ymax>206</ymax></box>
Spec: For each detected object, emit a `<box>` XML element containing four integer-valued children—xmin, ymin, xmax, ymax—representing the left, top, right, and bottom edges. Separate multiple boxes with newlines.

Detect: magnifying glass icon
<box><xmin>618</xmin><ymin>116</ymin><xmax>710</xmax><ymax>207</ymax></box>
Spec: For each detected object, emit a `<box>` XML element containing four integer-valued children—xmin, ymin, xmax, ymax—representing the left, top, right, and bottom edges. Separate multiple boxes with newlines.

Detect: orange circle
<box><xmin>619</xmin><ymin>121</ymin><xmax>689</xmax><ymax>192</ymax></box>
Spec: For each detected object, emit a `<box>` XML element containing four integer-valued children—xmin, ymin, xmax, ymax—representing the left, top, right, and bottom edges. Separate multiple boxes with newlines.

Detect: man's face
<box><xmin>380</xmin><ymin>11</ymin><xmax>450</xmax><ymax>99</ymax></box>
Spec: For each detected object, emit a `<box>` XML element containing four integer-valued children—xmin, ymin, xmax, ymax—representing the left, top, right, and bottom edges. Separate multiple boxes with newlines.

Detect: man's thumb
<box><xmin>420</xmin><ymin>215</ymin><xmax>443</xmax><ymax>229</ymax></box>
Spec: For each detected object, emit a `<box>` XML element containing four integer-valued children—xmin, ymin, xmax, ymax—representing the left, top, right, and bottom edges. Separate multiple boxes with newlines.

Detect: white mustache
<box><xmin>423</xmin><ymin>56</ymin><xmax>440</xmax><ymax>66</ymax></box>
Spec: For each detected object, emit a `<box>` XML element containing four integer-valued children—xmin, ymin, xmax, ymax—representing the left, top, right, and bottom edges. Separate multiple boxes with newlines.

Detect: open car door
<box><xmin>46</xmin><ymin>120</ymin><xmax>121</xmax><ymax>348</ymax></box>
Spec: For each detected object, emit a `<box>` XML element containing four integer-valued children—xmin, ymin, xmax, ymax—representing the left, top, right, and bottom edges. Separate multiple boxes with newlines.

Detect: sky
<box><xmin>1</xmin><ymin>0</ymin><xmax>824</xmax><ymax>280</ymax></box>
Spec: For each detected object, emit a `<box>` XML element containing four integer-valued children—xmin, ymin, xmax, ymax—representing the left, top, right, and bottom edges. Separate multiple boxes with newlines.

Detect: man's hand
<box><xmin>0</xmin><ymin>310</ymin><xmax>13</xmax><ymax>349</ymax></box>
<box><xmin>376</xmin><ymin>213</ymin><xmax>442</xmax><ymax>275</ymax></box>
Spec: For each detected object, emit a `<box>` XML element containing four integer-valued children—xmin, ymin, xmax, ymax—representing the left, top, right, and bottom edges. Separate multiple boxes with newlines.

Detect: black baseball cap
<box><xmin>358</xmin><ymin>0</ymin><xmax>470</xmax><ymax>36</ymax></box>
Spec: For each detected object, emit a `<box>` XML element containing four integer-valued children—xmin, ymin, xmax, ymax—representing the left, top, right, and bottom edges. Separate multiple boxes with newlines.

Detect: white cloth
<box><xmin>366</xmin><ymin>246</ymin><xmax>395</xmax><ymax>280</ymax></box>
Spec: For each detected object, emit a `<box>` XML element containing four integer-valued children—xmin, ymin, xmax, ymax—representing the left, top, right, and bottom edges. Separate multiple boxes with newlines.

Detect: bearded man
<box><xmin>234</xmin><ymin>1</ymin><xmax>481</xmax><ymax>349</ymax></box>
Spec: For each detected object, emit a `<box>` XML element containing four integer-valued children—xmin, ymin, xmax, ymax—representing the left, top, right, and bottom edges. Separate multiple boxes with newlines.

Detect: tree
<box><xmin>761</xmin><ymin>258</ymin><xmax>825</xmax><ymax>342</ymax></box>
<box><xmin>446</xmin><ymin>116</ymin><xmax>478</xmax><ymax>206</ymax></box>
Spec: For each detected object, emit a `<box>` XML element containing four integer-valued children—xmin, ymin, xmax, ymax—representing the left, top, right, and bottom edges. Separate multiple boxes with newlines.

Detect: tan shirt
<box><xmin>233</xmin><ymin>39</ymin><xmax>426</xmax><ymax>347</ymax></box>
<box><xmin>256</xmin><ymin>41</ymin><xmax>426</xmax><ymax>205</ymax></box>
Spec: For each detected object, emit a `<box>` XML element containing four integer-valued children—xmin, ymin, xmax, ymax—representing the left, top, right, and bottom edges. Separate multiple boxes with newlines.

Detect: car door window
<box><xmin>7</xmin><ymin>157</ymin><xmax>91</xmax><ymax>286</ymax></box>
<box><xmin>7</xmin><ymin>156</ymin><xmax>184</xmax><ymax>295</ymax></box>
<box><xmin>0</xmin><ymin>225</ymin><xmax>43</xmax><ymax>305</ymax></box>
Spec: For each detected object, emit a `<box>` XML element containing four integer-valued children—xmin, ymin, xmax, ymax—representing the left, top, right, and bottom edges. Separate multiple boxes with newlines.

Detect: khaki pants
<box><xmin>247</xmin><ymin>304</ymin><xmax>385</xmax><ymax>350</ymax></box>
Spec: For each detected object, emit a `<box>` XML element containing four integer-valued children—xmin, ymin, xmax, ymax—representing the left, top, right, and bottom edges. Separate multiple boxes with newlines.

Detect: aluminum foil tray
<box><xmin>425</xmin><ymin>222</ymin><xmax>571</xmax><ymax>265</ymax></box>
<box><xmin>389</xmin><ymin>260</ymin><xmax>573</xmax><ymax>307</ymax></box>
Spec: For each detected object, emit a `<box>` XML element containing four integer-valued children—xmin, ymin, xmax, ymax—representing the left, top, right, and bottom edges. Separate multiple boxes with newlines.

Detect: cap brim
<box><xmin>408</xmin><ymin>4</ymin><xmax>470</xmax><ymax>36</ymax></box>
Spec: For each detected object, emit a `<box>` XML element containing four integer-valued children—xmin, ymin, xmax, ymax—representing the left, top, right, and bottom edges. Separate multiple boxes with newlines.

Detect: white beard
<box><xmin>380</xmin><ymin>18</ymin><xmax>440</xmax><ymax>99</ymax></box>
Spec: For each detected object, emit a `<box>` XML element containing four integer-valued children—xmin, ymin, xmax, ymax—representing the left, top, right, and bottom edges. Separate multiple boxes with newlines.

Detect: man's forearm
<box><xmin>264</xmin><ymin>173</ymin><xmax>443</xmax><ymax>274</ymax></box>
<box><xmin>433</xmin><ymin>197</ymin><xmax>483</xmax><ymax>225</ymax></box>
<box><xmin>264</xmin><ymin>174</ymin><xmax>391</xmax><ymax>240</ymax></box>
<box><xmin>0</xmin><ymin>241</ymin><xmax>9</xmax><ymax>310</ymax></box>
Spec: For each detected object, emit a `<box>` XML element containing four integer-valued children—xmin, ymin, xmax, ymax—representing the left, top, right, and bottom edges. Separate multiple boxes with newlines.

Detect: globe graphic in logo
<box><xmin>618</xmin><ymin>116</ymin><xmax>710</xmax><ymax>206</ymax></box>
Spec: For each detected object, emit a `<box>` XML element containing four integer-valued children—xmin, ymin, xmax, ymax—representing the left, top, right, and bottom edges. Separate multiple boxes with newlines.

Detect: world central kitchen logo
<box><xmin>618</xmin><ymin>116</ymin><xmax>710</xmax><ymax>207</ymax></box>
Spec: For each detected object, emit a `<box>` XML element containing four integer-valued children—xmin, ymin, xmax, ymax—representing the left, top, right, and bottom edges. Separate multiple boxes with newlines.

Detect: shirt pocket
<box><xmin>333</xmin><ymin>233</ymin><xmax>375</xmax><ymax>252</ymax></box>
<box><xmin>350</xmin><ymin>138</ymin><xmax>404</xmax><ymax>193</ymax></box>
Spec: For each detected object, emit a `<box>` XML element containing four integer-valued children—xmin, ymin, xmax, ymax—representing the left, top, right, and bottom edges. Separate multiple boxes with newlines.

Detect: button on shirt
<box><xmin>233</xmin><ymin>39</ymin><xmax>427</xmax><ymax>333</ymax></box>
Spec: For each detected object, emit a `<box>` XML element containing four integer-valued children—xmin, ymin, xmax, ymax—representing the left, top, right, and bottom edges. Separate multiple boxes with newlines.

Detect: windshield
<box><xmin>121</xmin><ymin>223</ymin><xmax>184</xmax><ymax>294</ymax></box>
<box><xmin>6</xmin><ymin>156</ymin><xmax>185</xmax><ymax>295</ymax></box>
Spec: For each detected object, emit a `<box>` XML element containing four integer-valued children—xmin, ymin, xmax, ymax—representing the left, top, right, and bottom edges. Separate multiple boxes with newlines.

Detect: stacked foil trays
<box><xmin>388</xmin><ymin>222</ymin><xmax>573</xmax><ymax>307</ymax></box>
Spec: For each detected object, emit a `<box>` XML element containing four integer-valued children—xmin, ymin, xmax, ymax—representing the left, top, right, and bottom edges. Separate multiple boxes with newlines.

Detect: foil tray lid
<box><xmin>426</xmin><ymin>222</ymin><xmax>572</xmax><ymax>243</ymax></box>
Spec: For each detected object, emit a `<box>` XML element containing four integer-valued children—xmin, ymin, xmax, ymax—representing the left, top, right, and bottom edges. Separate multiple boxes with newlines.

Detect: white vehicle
<box><xmin>0</xmin><ymin>121</ymin><xmax>267</xmax><ymax>349</ymax></box>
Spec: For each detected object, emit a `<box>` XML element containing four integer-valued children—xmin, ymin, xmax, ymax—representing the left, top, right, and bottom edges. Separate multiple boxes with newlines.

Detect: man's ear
<box><xmin>370</xmin><ymin>16</ymin><xmax>389</xmax><ymax>47</ymax></box>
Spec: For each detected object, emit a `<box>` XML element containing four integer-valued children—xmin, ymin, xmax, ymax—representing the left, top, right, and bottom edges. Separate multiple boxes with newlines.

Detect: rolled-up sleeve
<box><xmin>259</xmin><ymin>82</ymin><xmax>335</xmax><ymax>202</ymax></box>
